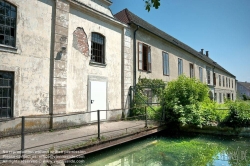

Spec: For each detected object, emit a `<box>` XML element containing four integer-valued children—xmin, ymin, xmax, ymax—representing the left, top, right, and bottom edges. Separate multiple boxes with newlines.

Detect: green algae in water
<box><xmin>67</xmin><ymin>135</ymin><xmax>250</xmax><ymax>166</ymax></box>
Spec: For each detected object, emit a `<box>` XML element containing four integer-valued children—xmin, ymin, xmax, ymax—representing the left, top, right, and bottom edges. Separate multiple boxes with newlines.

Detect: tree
<box><xmin>144</xmin><ymin>0</ymin><xmax>161</xmax><ymax>12</ymax></box>
<box><xmin>161</xmin><ymin>75</ymin><xmax>210</xmax><ymax>127</ymax></box>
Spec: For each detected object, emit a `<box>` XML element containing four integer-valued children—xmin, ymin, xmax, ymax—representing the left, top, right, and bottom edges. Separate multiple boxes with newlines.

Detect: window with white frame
<box><xmin>138</xmin><ymin>42</ymin><xmax>151</xmax><ymax>72</ymax></box>
<box><xmin>206</xmin><ymin>67</ymin><xmax>211</xmax><ymax>84</ymax></box>
<box><xmin>178</xmin><ymin>58</ymin><xmax>183</xmax><ymax>76</ymax></box>
<box><xmin>162</xmin><ymin>52</ymin><xmax>169</xmax><ymax>75</ymax></box>
<box><xmin>189</xmin><ymin>63</ymin><xmax>194</xmax><ymax>78</ymax></box>
<box><xmin>199</xmin><ymin>67</ymin><xmax>203</xmax><ymax>82</ymax></box>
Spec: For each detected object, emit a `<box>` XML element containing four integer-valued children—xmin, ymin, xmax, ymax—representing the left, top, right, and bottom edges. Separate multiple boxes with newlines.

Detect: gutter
<box><xmin>133</xmin><ymin>25</ymin><xmax>139</xmax><ymax>87</ymax></box>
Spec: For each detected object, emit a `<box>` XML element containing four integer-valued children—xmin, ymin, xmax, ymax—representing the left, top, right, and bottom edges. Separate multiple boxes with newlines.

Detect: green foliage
<box><xmin>131</xmin><ymin>78</ymin><xmax>165</xmax><ymax>119</ymax></box>
<box><xmin>136</xmin><ymin>77</ymin><xmax>165</xmax><ymax>98</ymax></box>
<box><xmin>161</xmin><ymin>75</ymin><xmax>210</xmax><ymax>127</ymax></box>
<box><xmin>201</xmin><ymin>100</ymin><xmax>230</xmax><ymax>125</ymax></box>
<box><xmin>224</xmin><ymin>100</ymin><xmax>250</xmax><ymax>127</ymax></box>
<box><xmin>146</xmin><ymin>106</ymin><xmax>162</xmax><ymax>120</ymax></box>
<box><xmin>144</xmin><ymin>0</ymin><xmax>161</xmax><ymax>12</ymax></box>
<box><xmin>242</xmin><ymin>94</ymin><xmax>250</xmax><ymax>100</ymax></box>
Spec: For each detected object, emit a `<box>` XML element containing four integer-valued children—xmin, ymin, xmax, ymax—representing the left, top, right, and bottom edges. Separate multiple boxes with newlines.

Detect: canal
<box><xmin>66</xmin><ymin>132</ymin><xmax>250</xmax><ymax>166</ymax></box>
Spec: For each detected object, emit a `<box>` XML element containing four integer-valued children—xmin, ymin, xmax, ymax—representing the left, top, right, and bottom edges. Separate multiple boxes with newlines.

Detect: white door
<box><xmin>90</xmin><ymin>81</ymin><xmax>107</xmax><ymax>121</ymax></box>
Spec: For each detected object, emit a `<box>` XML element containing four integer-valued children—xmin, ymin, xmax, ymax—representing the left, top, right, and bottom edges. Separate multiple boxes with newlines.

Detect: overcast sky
<box><xmin>110</xmin><ymin>0</ymin><xmax>250</xmax><ymax>82</ymax></box>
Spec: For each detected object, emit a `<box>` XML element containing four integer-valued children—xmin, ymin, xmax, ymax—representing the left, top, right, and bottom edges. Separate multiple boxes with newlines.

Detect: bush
<box><xmin>224</xmin><ymin>100</ymin><xmax>250</xmax><ymax>127</ymax></box>
<box><xmin>161</xmin><ymin>75</ymin><xmax>210</xmax><ymax>127</ymax></box>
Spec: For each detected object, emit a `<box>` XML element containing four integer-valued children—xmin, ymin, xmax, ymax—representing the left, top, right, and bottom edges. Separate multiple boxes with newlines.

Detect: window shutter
<box><xmin>147</xmin><ymin>46</ymin><xmax>151</xmax><ymax>72</ymax></box>
<box><xmin>138</xmin><ymin>43</ymin><xmax>143</xmax><ymax>70</ymax></box>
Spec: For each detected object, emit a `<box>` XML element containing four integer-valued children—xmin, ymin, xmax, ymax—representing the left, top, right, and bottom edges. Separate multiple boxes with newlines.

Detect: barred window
<box><xmin>91</xmin><ymin>33</ymin><xmax>105</xmax><ymax>64</ymax></box>
<box><xmin>0</xmin><ymin>0</ymin><xmax>16</xmax><ymax>47</ymax></box>
<box><xmin>0</xmin><ymin>71</ymin><xmax>14</xmax><ymax>118</ymax></box>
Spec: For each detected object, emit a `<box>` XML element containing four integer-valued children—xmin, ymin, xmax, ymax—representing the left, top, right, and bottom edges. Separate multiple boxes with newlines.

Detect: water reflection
<box><xmin>67</xmin><ymin>134</ymin><xmax>250</xmax><ymax>166</ymax></box>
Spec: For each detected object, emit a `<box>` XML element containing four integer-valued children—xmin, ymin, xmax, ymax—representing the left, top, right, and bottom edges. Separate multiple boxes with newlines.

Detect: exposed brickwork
<box><xmin>73</xmin><ymin>27</ymin><xmax>89</xmax><ymax>56</ymax></box>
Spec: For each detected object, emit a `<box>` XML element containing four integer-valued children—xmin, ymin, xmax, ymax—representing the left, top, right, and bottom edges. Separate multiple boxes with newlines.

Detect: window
<box><xmin>162</xmin><ymin>52</ymin><xmax>169</xmax><ymax>75</ymax></box>
<box><xmin>178</xmin><ymin>58</ymin><xmax>183</xmax><ymax>76</ymax></box>
<box><xmin>138</xmin><ymin>42</ymin><xmax>151</xmax><ymax>72</ymax></box>
<box><xmin>206</xmin><ymin>68</ymin><xmax>211</xmax><ymax>84</ymax></box>
<box><xmin>219</xmin><ymin>93</ymin><xmax>222</xmax><ymax>103</ymax></box>
<box><xmin>91</xmin><ymin>33</ymin><xmax>105</xmax><ymax>64</ymax></box>
<box><xmin>214</xmin><ymin>93</ymin><xmax>217</xmax><ymax>102</ymax></box>
<box><xmin>223</xmin><ymin>76</ymin><xmax>225</xmax><ymax>87</ymax></box>
<box><xmin>226</xmin><ymin>77</ymin><xmax>228</xmax><ymax>87</ymax></box>
<box><xmin>229</xmin><ymin>78</ymin><xmax>230</xmax><ymax>88</ymax></box>
<box><xmin>0</xmin><ymin>1</ymin><xmax>16</xmax><ymax>47</ymax></box>
<box><xmin>0</xmin><ymin>71</ymin><xmax>14</xmax><ymax>118</ymax></box>
<box><xmin>199</xmin><ymin>67</ymin><xmax>203</xmax><ymax>82</ymax></box>
<box><xmin>213</xmin><ymin>73</ymin><xmax>216</xmax><ymax>86</ymax></box>
<box><xmin>219</xmin><ymin>75</ymin><xmax>221</xmax><ymax>86</ymax></box>
<box><xmin>189</xmin><ymin>63</ymin><xmax>194</xmax><ymax>78</ymax></box>
<box><xmin>232</xmin><ymin>80</ymin><xmax>233</xmax><ymax>89</ymax></box>
<box><xmin>232</xmin><ymin>93</ymin><xmax>234</xmax><ymax>100</ymax></box>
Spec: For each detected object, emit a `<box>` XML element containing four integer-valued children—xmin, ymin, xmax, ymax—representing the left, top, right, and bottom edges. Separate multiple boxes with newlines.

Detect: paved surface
<box><xmin>0</xmin><ymin>120</ymin><xmax>159</xmax><ymax>166</ymax></box>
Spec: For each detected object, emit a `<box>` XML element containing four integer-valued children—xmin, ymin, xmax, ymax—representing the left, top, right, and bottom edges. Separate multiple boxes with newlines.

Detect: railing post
<box><xmin>97</xmin><ymin>110</ymin><xmax>100</xmax><ymax>140</ymax></box>
<box><xmin>145</xmin><ymin>106</ymin><xmax>148</xmax><ymax>128</ymax></box>
<box><xmin>20</xmin><ymin>116</ymin><xmax>25</xmax><ymax>160</ymax></box>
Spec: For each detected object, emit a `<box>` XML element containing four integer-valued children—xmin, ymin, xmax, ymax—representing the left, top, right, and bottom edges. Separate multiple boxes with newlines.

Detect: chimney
<box><xmin>200</xmin><ymin>49</ymin><xmax>204</xmax><ymax>55</ymax></box>
<box><xmin>206</xmin><ymin>51</ymin><xmax>209</xmax><ymax>57</ymax></box>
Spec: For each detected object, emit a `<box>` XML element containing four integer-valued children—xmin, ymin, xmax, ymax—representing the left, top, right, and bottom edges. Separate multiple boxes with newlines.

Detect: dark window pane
<box><xmin>3</xmin><ymin>88</ymin><xmax>8</xmax><ymax>97</ymax></box>
<box><xmin>5</xmin><ymin>3</ymin><xmax>10</xmax><ymax>10</ymax></box>
<box><xmin>0</xmin><ymin>0</ymin><xmax>4</xmax><ymax>7</ymax></box>
<box><xmin>11</xmin><ymin>11</ymin><xmax>15</xmax><ymax>18</ymax></box>
<box><xmin>10</xmin><ymin>18</ymin><xmax>15</xmax><ymax>27</ymax></box>
<box><xmin>7</xmin><ymin>98</ymin><xmax>11</xmax><ymax>107</ymax></box>
<box><xmin>9</xmin><ymin>38</ymin><xmax>14</xmax><ymax>47</ymax></box>
<box><xmin>5</xmin><ymin>37</ymin><xmax>9</xmax><ymax>45</ymax></box>
<box><xmin>5</xmin><ymin>27</ymin><xmax>9</xmax><ymax>35</ymax></box>
<box><xmin>0</xmin><ymin>34</ymin><xmax>4</xmax><ymax>44</ymax></box>
<box><xmin>0</xmin><ymin>25</ymin><xmax>4</xmax><ymax>34</ymax></box>
<box><xmin>6</xmin><ymin>17</ymin><xmax>10</xmax><ymax>26</ymax></box>
<box><xmin>2</xmin><ymin>98</ymin><xmax>7</xmax><ymax>107</ymax></box>
<box><xmin>11</xmin><ymin>5</ymin><xmax>16</xmax><ymax>12</ymax></box>
<box><xmin>0</xmin><ymin>15</ymin><xmax>5</xmax><ymax>24</ymax></box>
<box><xmin>0</xmin><ymin>6</ymin><xmax>5</xmax><ymax>15</ymax></box>
<box><xmin>10</xmin><ymin>27</ymin><xmax>14</xmax><ymax>36</ymax></box>
<box><xmin>3</xmin><ymin>78</ymin><xmax>9</xmax><ymax>86</ymax></box>
<box><xmin>0</xmin><ymin>88</ymin><xmax>2</xmax><ymax>96</ymax></box>
<box><xmin>5</xmin><ymin>8</ymin><xmax>10</xmax><ymax>16</ymax></box>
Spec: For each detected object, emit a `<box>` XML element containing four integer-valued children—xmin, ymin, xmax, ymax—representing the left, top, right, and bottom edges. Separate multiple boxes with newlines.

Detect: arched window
<box><xmin>0</xmin><ymin>0</ymin><xmax>16</xmax><ymax>47</ymax></box>
<box><xmin>91</xmin><ymin>33</ymin><xmax>105</xmax><ymax>64</ymax></box>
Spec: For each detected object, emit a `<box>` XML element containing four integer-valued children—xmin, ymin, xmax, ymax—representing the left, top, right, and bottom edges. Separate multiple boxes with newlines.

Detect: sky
<box><xmin>110</xmin><ymin>0</ymin><xmax>250</xmax><ymax>82</ymax></box>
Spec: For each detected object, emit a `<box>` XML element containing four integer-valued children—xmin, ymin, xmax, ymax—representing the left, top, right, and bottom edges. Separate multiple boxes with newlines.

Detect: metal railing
<box><xmin>0</xmin><ymin>106</ymin><xmax>165</xmax><ymax>160</ymax></box>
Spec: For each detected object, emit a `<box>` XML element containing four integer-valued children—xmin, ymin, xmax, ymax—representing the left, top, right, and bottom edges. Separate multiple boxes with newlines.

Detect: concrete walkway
<box><xmin>0</xmin><ymin>120</ymin><xmax>160</xmax><ymax>166</ymax></box>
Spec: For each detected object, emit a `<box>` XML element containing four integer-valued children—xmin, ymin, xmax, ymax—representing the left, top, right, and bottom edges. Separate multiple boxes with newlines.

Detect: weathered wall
<box><xmin>66</xmin><ymin>6</ymin><xmax>123</xmax><ymax>113</ymax></box>
<box><xmin>0</xmin><ymin>0</ymin><xmax>54</xmax><ymax>116</ymax></box>
<box><xmin>75</xmin><ymin>0</ymin><xmax>113</xmax><ymax>17</ymax></box>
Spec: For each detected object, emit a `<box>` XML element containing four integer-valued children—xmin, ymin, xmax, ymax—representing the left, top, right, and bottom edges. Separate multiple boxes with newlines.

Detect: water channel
<box><xmin>67</xmin><ymin>132</ymin><xmax>250</xmax><ymax>166</ymax></box>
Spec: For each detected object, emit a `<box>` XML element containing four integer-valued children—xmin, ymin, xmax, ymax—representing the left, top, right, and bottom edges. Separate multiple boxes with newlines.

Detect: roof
<box><xmin>238</xmin><ymin>82</ymin><xmax>250</xmax><ymax>91</ymax></box>
<box><xmin>114</xmin><ymin>9</ymin><xmax>235</xmax><ymax>78</ymax></box>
